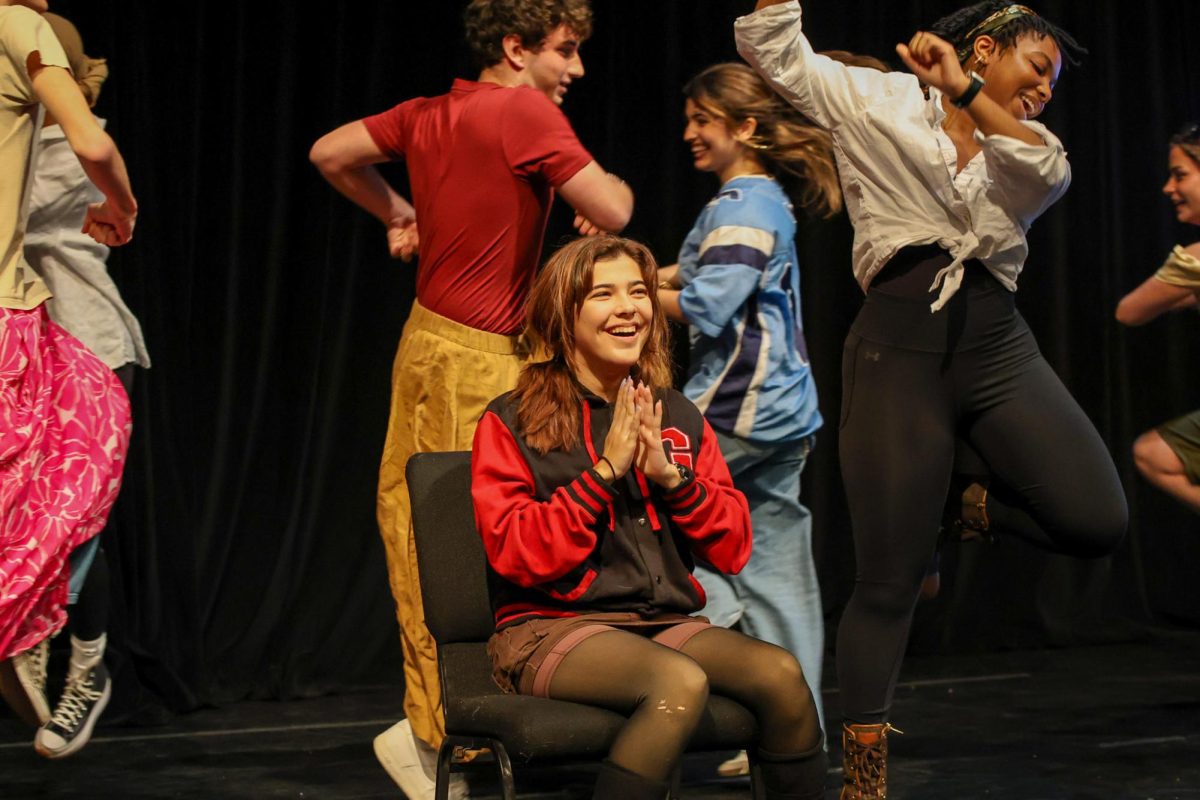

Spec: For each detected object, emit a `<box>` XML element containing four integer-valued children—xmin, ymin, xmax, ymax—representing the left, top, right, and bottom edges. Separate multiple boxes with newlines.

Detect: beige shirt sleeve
<box><xmin>0</xmin><ymin>6</ymin><xmax>71</xmax><ymax>310</ymax></box>
<box><xmin>1154</xmin><ymin>245</ymin><xmax>1200</xmax><ymax>289</ymax></box>
<box><xmin>0</xmin><ymin>6</ymin><xmax>71</xmax><ymax>101</ymax></box>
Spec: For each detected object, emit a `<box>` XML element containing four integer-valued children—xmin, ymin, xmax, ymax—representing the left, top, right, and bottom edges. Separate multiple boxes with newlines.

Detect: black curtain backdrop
<box><xmin>41</xmin><ymin>1</ymin><xmax>1200</xmax><ymax>723</ymax></box>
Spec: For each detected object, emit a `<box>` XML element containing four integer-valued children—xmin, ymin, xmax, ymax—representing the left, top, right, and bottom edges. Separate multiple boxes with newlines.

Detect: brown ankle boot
<box><xmin>937</xmin><ymin>479</ymin><xmax>996</xmax><ymax>546</ymax></box>
<box><xmin>840</xmin><ymin>722</ymin><xmax>900</xmax><ymax>799</ymax></box>
<box><xmin>956</xmin><ymin>480</ymin><xmax>991</xmax><ymax>541</ymax></box>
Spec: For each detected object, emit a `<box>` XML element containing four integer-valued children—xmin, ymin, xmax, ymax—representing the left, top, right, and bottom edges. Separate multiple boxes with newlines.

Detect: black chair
<box><xmin>407</xmin><ymin>450</ymin><xmax>761</xmax><ymax>800</ymax></box>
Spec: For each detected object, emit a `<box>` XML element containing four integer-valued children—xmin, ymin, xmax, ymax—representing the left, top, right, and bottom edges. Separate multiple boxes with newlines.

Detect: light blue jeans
<box><xmin>694</xmin><ymin>431</ymin><xmax>826</xmax><ymax>732</ymax></box>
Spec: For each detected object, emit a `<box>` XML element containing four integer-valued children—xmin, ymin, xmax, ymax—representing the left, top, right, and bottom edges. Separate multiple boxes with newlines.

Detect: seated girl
<box><xmin>471</xmin><ymin>235</ymin><xmax>826</xmax><ymax>800</ymax></box>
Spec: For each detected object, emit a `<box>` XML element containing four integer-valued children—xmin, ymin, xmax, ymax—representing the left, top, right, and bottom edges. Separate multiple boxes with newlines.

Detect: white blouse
<box><xmin>735</xmin><ymin>1</ymin><xmax>1071</xmax><ymax>311</ymax></box>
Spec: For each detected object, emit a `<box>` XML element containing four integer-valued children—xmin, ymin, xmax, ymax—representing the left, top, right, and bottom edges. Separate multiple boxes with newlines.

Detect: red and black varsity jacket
<box><xmin>471</xmin><ymin>387</ymin><xmax>752</xmax><ymax>631</ymax></box>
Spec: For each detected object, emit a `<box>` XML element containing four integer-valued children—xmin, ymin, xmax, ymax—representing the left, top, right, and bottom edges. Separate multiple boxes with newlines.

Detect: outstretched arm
<box><xmin>309</xmin><ymin>121</ymin><xmax>419</xmax><ymax>261</ymax></box>
<box><xmin>31</xmin><ymin>63</ymin><xmax>137</xmax><ymax>246</ymax></box>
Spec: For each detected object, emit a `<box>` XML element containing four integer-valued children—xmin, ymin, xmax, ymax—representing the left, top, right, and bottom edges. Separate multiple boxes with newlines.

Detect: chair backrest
<box><xmin>407</xmin><ymin>451</ymin><xmax>496</xmax><ymax>645</ymax></box>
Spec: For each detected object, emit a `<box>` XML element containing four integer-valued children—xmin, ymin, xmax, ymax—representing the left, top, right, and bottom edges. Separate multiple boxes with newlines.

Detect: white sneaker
<box><xmin>35</xmin><ymin>660</ymin><xmax>112</xmax><ymax>759</ymax></box>
<box><xmin>717</xmin><ymin>749</ymin><xmax>750</xmax><ymax>777</ymax></box>
<box><xmin>374</xmin><ymin>718</ymin><xmax>469</xmax><ymax>800</ymax></box>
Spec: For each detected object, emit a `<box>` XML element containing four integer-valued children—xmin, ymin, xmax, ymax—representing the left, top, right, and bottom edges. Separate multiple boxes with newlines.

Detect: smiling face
<box><xmin>975</xmin><ymin>33</ymin><xmax>1062</xmax><ymax>121</ymax></box>
<box><xmin>571</xmin><ymin>254</ymin><xmax>653</xmax><ymax>390</ymax></box>
<box><xmin>1164</xmin><ymin>144</ymin><xmax>1200</xmax><ymax>226</ymax></box>
<box><xmin>522</xmin><ymin>24</ymin><xmax>584</xmax><ymax>105</ymax></box>
<box><xmin>683</xmin><ymin>98</ymin><xmax>762</xmax><ymax>183</ymax></box>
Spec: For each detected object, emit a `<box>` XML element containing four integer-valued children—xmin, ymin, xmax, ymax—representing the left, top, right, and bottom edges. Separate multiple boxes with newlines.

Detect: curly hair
<box><xmin>464</xmin><ymin>0</ymin><xmax>593</xmax><ymax>70</ymax></box>
<box><xmin>514</xmin><ymin>236</ymin><xmax>672</xmax><ymax>454</ymax></box>
<box><xmin>930</xmin><ymin>1</ymin><xmax>1087</xmax><ymax>68</ymax></box>
<box><xmin>684</xmin><ymin>63</ymin><xmax>842</xmax><ymax>218</ymax></box>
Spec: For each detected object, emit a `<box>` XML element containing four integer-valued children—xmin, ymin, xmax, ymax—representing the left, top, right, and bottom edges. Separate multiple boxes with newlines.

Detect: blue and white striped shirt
<box><xmin>677</xmin><ymin>175</ymin><xmax>821</xmax><ymax>443</ymax></box>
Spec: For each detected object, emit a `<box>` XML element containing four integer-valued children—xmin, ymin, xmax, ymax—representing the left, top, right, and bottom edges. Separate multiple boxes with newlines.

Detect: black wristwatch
<box><xmin>671</xmin><ymin>462</ymin><xmax>694</xmax><ymax>489</ymax></box>
<box><xmin>952</xmin><ymin>71</ymin><xmax>985</xmax><ymax>108</ymax></box>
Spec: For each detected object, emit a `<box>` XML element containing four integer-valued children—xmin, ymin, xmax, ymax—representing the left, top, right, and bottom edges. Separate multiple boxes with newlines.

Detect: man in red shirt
<box><xmin>310</xmin><ymin>1</ymin><xmax>632</xmax><ymax>797</ymax></box>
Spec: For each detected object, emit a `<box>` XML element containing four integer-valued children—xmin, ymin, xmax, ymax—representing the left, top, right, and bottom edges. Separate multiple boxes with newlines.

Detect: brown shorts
<box><xmin>487</xmin><ymin>612</ymin><xmax>713</xmax><ymax>696</ymax></box>
<box><xmin>1158</xmin><ymin>408</ymin><xmax>1200</xmax><ymax>484</ymax></box>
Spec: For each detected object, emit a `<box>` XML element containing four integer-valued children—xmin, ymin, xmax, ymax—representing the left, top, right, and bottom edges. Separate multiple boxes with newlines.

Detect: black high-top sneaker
<box><xmin>35</xmin><ymin>660</ymin><xmax>111</xmax><ymax>759</ymax></box>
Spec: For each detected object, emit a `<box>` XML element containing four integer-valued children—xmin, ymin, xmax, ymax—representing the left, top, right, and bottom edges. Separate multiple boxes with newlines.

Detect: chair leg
<box><xmin>668</xmin><ymin>763</ymin><xmax>682</xmax><ymax>800</ymax></box>
<box><xmin>436</xmin><ymin>742</ymin><xmax>452</xmax><ymax>800</ymax></box>
<box><xmin>493</xmin><ymin>740</ymin><xmax>517</xmax><ymax>800</ymax></box>
<box><xmin>751</xmin><ymin>760</ymin><xmax>766</xmax><ymax>800</ymax></box>
<box><xmin>437</xmin><ymin>736</ymin><xmax>516</xmax><ymax>800</ymax></box>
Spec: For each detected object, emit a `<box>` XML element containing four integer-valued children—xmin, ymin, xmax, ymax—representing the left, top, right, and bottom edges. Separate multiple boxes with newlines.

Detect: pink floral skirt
<box><xmin>0</xmin><ymin>305</ymin><xmax>130</xmax><ymax>660</ymax></box>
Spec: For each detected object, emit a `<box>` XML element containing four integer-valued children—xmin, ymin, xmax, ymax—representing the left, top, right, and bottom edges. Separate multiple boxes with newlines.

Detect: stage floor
<box><xmin>4</xmin><ymin>631</ymin><xmax>1199</xmax><ymax>799</ymax></box>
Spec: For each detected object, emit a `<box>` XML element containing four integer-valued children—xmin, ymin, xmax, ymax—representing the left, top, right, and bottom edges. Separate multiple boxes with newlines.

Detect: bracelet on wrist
<box><xmin>596</xmin><ymin>455</ymin><xmax>616</xmax><ymax>481</ymax></box>
<box><xmin>952</xmin><ymin>71</ymin><xmax>985</xmax><ymax>109</ymax></box>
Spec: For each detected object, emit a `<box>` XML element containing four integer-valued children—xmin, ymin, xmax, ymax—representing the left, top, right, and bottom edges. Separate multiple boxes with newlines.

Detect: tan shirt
<box><xmin>1155</xmin><ymin>245</ymin><xmax>1200</xmax><ymax>290</ymax></box>
<box><xmin>0</xmin><ymin>6</ymin><xmax>68</xmax><ymax>310</ymax></box>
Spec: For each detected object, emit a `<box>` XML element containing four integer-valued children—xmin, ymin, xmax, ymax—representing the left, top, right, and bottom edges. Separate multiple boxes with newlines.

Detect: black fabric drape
<box><xmin>42</xmin><ymin>1</ymin><xmax>1200</xmax><ymax>722</ymax></box>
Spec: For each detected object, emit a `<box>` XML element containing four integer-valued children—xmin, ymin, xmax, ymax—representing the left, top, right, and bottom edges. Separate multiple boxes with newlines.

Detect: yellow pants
<box><xmin>376</xmin><ymin>301</ymin><xmax>522</xmax><ymax>749</ymax></box>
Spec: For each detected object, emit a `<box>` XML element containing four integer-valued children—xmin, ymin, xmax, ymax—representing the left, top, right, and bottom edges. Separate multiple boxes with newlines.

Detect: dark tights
<box><xmin>549</xmin><ymin>626</ymin><xmax>821</xmax><ymax>782</ymax></box>
<box><xmin>836</xmin><ymin>248</ymin><xmax>1128</xmax><ymax>723</ymax></box>
<box><xmin>70</xmin><ymin>550</ymin><xmax>108</xmax><ymax>640</ymax></box>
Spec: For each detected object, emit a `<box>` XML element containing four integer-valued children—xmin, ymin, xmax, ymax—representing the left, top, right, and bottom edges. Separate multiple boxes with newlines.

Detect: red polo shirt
<box><xmin>364</xmin><ymin>79</ymin><xmax>594</xmax><ymax>334</ymax></box>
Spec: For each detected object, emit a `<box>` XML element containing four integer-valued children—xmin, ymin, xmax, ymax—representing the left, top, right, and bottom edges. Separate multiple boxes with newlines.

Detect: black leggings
<box><xmin>835</xmin><ymin>247</ymin><xmax>1128</xmax><ymax>723</ymax></box>
<box><xmin>549</xmin><ymin>625</ymin><xmax>821</xmax><ymax>783</ymax></box>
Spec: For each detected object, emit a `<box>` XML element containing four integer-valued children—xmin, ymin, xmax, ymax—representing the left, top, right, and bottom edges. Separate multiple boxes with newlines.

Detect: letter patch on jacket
<box><xmin>661</xmin><ymin>427</ymin><xmax>694</xmax><ymax>468</ymax></box>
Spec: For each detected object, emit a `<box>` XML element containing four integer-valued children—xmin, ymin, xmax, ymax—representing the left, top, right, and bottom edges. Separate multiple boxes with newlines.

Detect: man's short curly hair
<box><xmin>464</xmin><ymin>0</ymin><xmax>593</xmax><ymax>70</ymax></box>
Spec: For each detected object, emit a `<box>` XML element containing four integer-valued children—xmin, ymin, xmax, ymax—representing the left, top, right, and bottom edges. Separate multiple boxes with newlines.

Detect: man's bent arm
<box><xmin>557</xmin><ymin>161</ymin><xmax>634</xmax><ymax>233</ymax></box>
<box><xmin>310</xmin><ymin>121</ymin><xmax>417</xmax><ymax>231</ymax></box>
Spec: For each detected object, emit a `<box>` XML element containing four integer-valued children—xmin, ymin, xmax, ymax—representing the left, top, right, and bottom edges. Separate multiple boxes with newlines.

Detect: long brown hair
<box><xmin>514</xmin><ymin>236</ymin><xmax>672</xmax><ymax>454</ymax></box>
<box><xmin>685</xmin><ymin>62</ymin><xmax>842</xmax><ymax>218</ymax></box>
